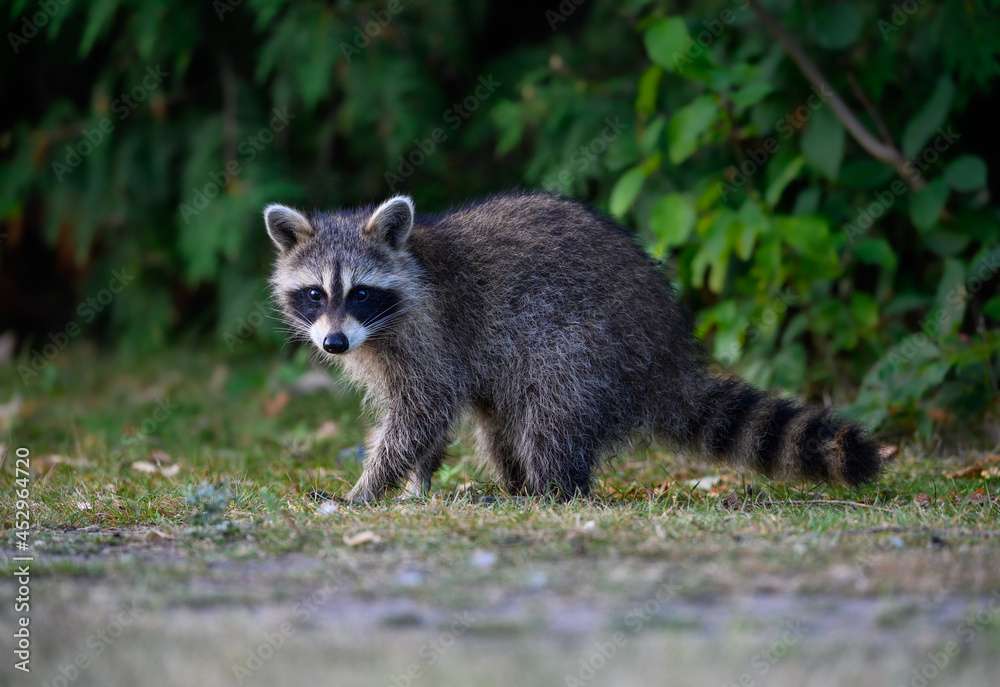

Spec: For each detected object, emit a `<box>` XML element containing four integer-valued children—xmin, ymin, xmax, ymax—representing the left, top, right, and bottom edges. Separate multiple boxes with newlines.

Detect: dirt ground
<box><xmin>6</xmin><ymin>515</ymin><xmax>1000</xmax><ymax>687</ymax></box>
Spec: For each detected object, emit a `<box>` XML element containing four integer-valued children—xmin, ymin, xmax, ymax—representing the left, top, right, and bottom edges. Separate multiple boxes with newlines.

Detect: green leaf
<box><xmin>944</xmin><ymin>155</ymin><xmax>988</xmax><ymax>192</ymax></box>
<box><xmin>850</xmin><ymin>293</ymin><xmax>879</xmax><ymax>330</ymax></box>
<box><xmin>730</xmin><ymin>81</ymin><xmax>774</xmax><ymax>112</ymax></box>
<box><xmin>812</xmin><ymin>3</ymin><xmax>863</xmax><ymax>50</ymax></box>
<box><xmin>492</xmin><ymin>101</ymin><xmax>524</xmax><ymax>155</ymax></box>
<box><xmin>691</xmin><ymin>212</ymin><xmax>733</xmax><ymax>293</ymax></box>
<box><xmin>765</xmin><ymin>155</ymin><xmax>805</xmax><ymax>208</ymax></box>
<box><xmin>666</xmin><ymin>96</ymin><xmax>718</xmax><ymax>164</ymax></box>
<box><xmin>80</xmin><ymin>0</ymin><xmax>120</xmax><ymax>57</ymax></box>
<box><xmin>636</xmin><ymin>66</ymin><xmax>663</xmax><ymax>119</ymax></box>
<box><xmin>609</xmin><ymin>166</ymin><xmax>647</xmax><ymax>218</ymax></box>
<box><xmin>801</xmin><ymin>106</ymin><xmax>845</xmax><ymax>180</ymax></box>
<box><xmin>909</xmin><ymin>179</ymin><xmax>950</xmax><ymax>232</ymax></box>
<box><xmin>852</xmin><ymin>238</ymin><xmax>898</xmax><ymax>270</ymax></box>
<box><xmin>639</xmin><ymin>116</ymin><xmax>666</xmax><ymax>155</ymax></box>
<box><xmin>930</xmin><ymin>258</ymin><xmax>966</xmax><ymax>338</ymax></box>
<box><xmin>644</xmin><ymin>18</ymin><xmax>693</xmax><ymax>72</ymax></box>
<box><xmin>649</xmin><ymin>193</ymin><xmax>696</xmax><ymax>257</ymax></box>
<box><xmin>777</xmin><ymin>215</ymin><xmax>831</xmax><ymax>258</ymax></box>
<box><xmin>902</xmin><ymin>76</ymin><xmax>955</xmax><ymax>158</ymax></box>
<box><xmin>922</xmin><ymin>231</ymin><xmax>971</xmax><ymax>257</ymax></box>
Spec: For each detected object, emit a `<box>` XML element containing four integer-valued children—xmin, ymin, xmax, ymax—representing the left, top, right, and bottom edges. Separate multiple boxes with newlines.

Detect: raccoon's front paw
<box><xmin>345</xmin><ymin>483</ymin><xmax>377</xmax><ymax>506</ymax></box>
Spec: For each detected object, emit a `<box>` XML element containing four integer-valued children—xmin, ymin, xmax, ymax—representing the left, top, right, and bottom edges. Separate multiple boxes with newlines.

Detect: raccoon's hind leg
<box><xmin>474</xmin><ymin>411</ymin><xmax>526</xmax><ymax>494</ymax></box>
<box><xmin>512</xmin><ymin>417</ymin><xmax>598</xmax><ymax>499</ymax></box>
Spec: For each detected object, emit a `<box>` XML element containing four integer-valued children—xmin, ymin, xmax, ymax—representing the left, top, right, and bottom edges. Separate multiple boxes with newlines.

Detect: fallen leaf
<box><xmin>344</xmin><ymin>530</ymin><xmax>382</xmax><ymax>547</ymax></box>
<box><xmin>878</xmin><ymin>445</ymin><xmax>899</xmax><ymax>461</ymax></box>
<box><xmin>150</xmin><ymin>449</ymin><xmax>173</xmax><ymax>464</ymax></box>
<box><xmin>264</xmin><ymin>391</ymin><xmax>290</xmax><ymax>417</ymax></box>
<box><xmin>32</xmin><ymin>454</ymin><xmax>93</xmax><ymax>476</ymax></box>
<box><xmin>144</xmin><ymin>528</ymin><xmax>174</xmax><ymax>543</ymax></box>
<box><xmin>652</xmin><ymin>479</ymin><xmax>671</xmax><ymax>498</ymax></box>
<box><xmin>945</xmin><ymin>454</ymin><xmax>1000</xmax><ymax>479</ymax></box>
<box><xmin>928</xmin><ymin>407</ymin><xmax>953</xmax><ymax>424</ymax></box>
<box><xmin>314</xmin><ymin>420</ymin><xmax>339</xmax><ymax>441</ymax></box>
<box><xmin>130</xmin><ymin>460</ymin><xmax>180</xmax><ymax>477</ymax></box>
<box><xmin>159</xmin><ymin>464</ymin><xmax>181</xmax><ymax>478</ymax></box>
<box><xmin>914</xmin><ymin>493</ymin><xmax>931</xmax><ymax>507</ymax></box>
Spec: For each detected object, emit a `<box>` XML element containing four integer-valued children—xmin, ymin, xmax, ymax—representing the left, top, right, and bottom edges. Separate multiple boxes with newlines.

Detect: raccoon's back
<box><xmin>410</xmin><ymin>192</ymin><xmax>699</xmax><ymax>381</ymax></box>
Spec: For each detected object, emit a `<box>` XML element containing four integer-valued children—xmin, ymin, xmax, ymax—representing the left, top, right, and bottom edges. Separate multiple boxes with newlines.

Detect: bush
<box><xmin>2</xmin><ymin>0</ymin><xmax>998</xmax><ymax>436</ymax></box>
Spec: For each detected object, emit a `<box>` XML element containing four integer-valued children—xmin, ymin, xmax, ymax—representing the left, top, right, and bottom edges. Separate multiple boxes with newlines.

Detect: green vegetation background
<box><xmin>2</xmin><ymin>0</ymin><xmax>998</xmax><ymax>438</ymax></box>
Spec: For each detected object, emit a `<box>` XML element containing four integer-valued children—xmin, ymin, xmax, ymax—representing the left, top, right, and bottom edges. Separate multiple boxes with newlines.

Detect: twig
<box><xmin>747</xmin><ymin>0</ymin><xmax>925</xmax><ymax>190</ymax></box>
<box><xmin>784</xmin><ymin>499</ymin><xmax>895</xmax><ymax>512</ymax></box>
<box><xmin>847</xmin><ymin>73</ymin><xmax>893</xmax><ymax>146</ymax></box>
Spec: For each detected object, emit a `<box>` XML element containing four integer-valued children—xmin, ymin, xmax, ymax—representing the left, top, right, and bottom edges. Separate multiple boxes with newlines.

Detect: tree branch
<box><xmin>748</xmin><ymin>0</ymin><xmax>925</xmax><ymax>190</ymax></box>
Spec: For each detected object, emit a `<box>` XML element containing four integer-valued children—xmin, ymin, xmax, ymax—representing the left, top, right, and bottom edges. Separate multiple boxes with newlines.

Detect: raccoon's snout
<box><xmin>323</xmin><ymin>332</ymin><xmax>350</xmax><ymax>354</ymax></box>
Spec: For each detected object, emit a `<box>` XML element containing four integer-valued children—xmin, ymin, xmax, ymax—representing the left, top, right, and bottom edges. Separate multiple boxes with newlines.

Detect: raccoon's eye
<box><xmin>350</xmin><ymin>287</ymin><xmax>369</xmax><ymax>303</ymax></box>
<box><xmin>306</xmin><ymin>287</ymin><xmax>324</xmax><ymax>303</ymax></box>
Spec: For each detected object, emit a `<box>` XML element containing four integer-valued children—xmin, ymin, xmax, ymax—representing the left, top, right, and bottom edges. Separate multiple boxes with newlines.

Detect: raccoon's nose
<box><xmin>322</xmin><ymin>332</ymin><xmax>349</xmax><ymax>354</ymax></box>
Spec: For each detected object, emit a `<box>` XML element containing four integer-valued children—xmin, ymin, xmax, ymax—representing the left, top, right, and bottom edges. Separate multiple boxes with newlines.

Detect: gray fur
<box><xmin>266</xmin><ymin>191</ymin><xmax>882</xmax><ymax>502</ymax></box>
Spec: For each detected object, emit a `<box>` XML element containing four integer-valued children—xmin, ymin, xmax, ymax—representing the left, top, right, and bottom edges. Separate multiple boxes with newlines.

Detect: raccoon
<box><xmin>265</xmin><ymin>191</ymin><xmax>882</xmax><ymax>503</ymax></box>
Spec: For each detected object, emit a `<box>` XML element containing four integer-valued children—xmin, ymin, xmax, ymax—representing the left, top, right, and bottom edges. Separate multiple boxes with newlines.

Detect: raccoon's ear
<box><xmin>363</xmin><ymin>195</ymin><xmax>414</xmax><ymax>250</ymax></box>
<box><xmin>264</xmin><ymin>204</ymin><xmax>313</xmax><ymax>253</ymax></box>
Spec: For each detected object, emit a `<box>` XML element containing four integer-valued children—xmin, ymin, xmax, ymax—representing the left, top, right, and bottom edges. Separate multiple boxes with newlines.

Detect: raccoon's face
<box><xmin>264</xmin><ymin>195</ymin><xmax>416</xmax><ymax>357</ymax></box>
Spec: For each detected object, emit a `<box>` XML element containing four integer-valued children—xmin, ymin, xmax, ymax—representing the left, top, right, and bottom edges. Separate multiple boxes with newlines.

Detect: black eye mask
<box><xmin>290</xmin><ymin>286</ymin><xmax>324</xmax><ymax>323</ymax></box>
<box><xmin>345</xmin><ymin>286</ymin><xmax>401</xmax><ymax>327</ymax></box>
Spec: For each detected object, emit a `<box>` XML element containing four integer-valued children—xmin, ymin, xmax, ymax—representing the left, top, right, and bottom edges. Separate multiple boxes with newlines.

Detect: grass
<box><xmin>2</xmin><ymin>346</ymin><xmax>999</xmax><ymax>685</ymax></box>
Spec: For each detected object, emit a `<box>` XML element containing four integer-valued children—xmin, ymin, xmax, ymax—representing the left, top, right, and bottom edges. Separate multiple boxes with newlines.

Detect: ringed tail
<box><xmin>677</xmin><ymin>375</ymin><xmax>883</xmax><ymax>486</ymax></box>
